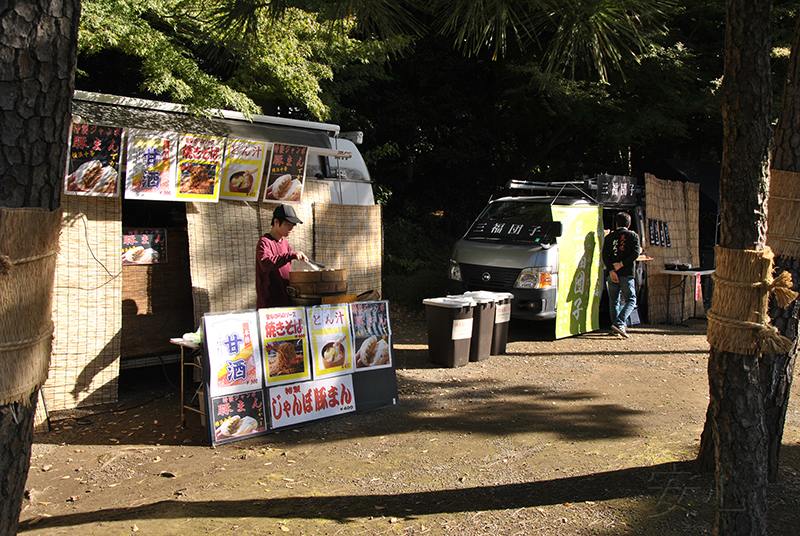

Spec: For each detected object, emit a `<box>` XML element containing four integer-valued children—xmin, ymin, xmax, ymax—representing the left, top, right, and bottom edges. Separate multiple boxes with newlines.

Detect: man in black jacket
<box><xmin>602</xmin><ymin>212</ymin><xmax>641</xmax><ymax>338</ymax></box>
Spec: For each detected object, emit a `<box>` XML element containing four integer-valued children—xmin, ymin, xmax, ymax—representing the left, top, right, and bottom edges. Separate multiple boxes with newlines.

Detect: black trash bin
<box><xmin>423</xmin><ymin>297</ymin><xmax>475</xmax><ymax>368</ymax></box>
<box><xmin>489</xmin><ymin>292</ymin><xmax>514</xmax><ymax>354</ymax></box>
<box><xmin>462</xmin><ymin>291</ymin><xmax>497</xmax><ymax>362</ymax></box>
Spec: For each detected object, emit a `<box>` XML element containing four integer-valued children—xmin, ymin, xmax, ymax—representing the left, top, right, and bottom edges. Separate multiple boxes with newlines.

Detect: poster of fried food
<box><xmin>220</xmin><ymin>139</ymin><xmax>268</xmax><ymax>201</ymax></box>
<box><xmin>176</xmin><ymin>134</ymin><xmax>223</xmax><ymax>202</ymax></box>
<box><xmin>307</xmin><ymin>304</ymin><xmax>354</xmax><ymax>379</ymax></box>
<box><xmin>65</xmin><ymin>123</ymin><xmax>123</xmax><ymax>196</ymax></box>
<box><xmin>349</xmin><ymin>301</ymin><xmax>393</xmax><ymax>370</ymax></box>
<box><xmin>124</xmin><ymin>129</ymin><xmax>178</xmax><ymax>200</ymax></box>
<box><xmin>258</xmin><ymin>307</ymin><xmax>311</xmax><ymax>386</ymax></box>
<box><xmin>263</xmin><ymin>143</ymin><xmax>308</xmax><ymax>203</ymax></box>
<box><xmin>211</xmin><ymin>390</ymin><xmax>268</xmax><ymax>445</ymax></box>
<box><xmin>203</xmin><ymin>311</ymin><xmax>264</xmax><ymax>397</ymax></box>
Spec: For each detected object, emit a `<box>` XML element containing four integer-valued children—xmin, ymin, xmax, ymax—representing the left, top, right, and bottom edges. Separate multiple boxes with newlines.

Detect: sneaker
<box><xmin>611</xmin><ymin>325</ymin><xmax>630</xmax><ymax>338</ymax></box>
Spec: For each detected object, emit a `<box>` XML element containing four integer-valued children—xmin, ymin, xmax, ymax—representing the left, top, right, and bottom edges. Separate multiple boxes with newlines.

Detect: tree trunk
<box><xmin>763</xmin><ymin>11</ymin><xmax>800</xmax><ymax>485</ymax></box>
<box><xmin>696</xmin><ymin>0</ymin><xmax>773</xmax><ymax>534</ymax></box>
<box><xmin>0</xmin><ymin>0</ymin><xmax>80</xmax><ymax>533</ymax></box>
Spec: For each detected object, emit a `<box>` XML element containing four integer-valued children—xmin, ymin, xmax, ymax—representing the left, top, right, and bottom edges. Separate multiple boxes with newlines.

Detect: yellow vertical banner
<box><xmin>551</xmin><ymin>206</ymin><xmax>604</xmax><ymax>339</ymax></box>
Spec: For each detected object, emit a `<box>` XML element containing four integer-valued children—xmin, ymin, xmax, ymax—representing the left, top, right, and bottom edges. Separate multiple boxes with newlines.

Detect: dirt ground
<box><xmin>18</xmin><ymin>309</ymin><xmax>800</xmax><ymax>536</ymax></box>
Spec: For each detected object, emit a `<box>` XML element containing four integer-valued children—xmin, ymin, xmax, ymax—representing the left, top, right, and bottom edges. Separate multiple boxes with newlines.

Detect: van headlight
<box><xmin>448</xmin><ymin>259</ymin><xmax>462</xmax><ymax>281</ymax></box>
<box><xmin>515</xmin><ymin>268</ymin><xmax>556</xmax><ymax>289</ymax></box>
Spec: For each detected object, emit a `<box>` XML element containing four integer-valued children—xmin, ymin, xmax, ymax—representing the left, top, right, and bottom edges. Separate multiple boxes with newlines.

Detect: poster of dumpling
<box><xmin>124</xmin><ymin>129</ymin><xmax>178</xmax><ymax>200</ymax></box>
<box><xmin>121</xmin><ymin>228</ymin><xmax>167</xmax><ymax>265</ymax></box>
<box><xmin>211</xmin><ymin>390</ymin><xmax>268</xmax><ymax>445</ymax></box>
<box><xmin>220</xmin><ymin>139</ymin><xmax>268</xmax><ymax>201</ymax></box>
<box><xmin>65</xmin><ymin>123</ymin><xmax>123</xmax><ymax>196</ymax></box>
<box><xmin>307</xmin><ymin>304</ymin><xmax>353</xmax><ymax>378</ymax></box>
<box><xmin>176</xmin><ymin>134</ymin><xmax>223</xmax><ymax>201</ymax></box>
<box><xmin>263</xmin><ymin>143</ymin><xmax>308</xmax><ymax>203</ymax></box>
<box><xmin>350</xmin><ymin>301</ymin><xmax>393</xmax><ymax>370</ymax></box>
<box><xmin>203</xmin><ymin>311</ymin><xmax>264</xmax><ymax>397</ymax></box>
<box><xmin>259</xmin><ymin>307</ymin><xmax>311</xmax><ymax>386</ymax></box>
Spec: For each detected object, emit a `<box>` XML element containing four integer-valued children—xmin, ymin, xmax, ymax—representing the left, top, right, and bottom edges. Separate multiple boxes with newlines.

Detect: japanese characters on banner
<box><xmin>263</xmin><ymin>143</ymin><xmax>308</xmax><ymax>203</ymax></box>
<box><xmin>307</xmin><ymin>304</ymin><xmax>354</xmax><ymax>378</ymax></box>
<box><xmin>65</xmin><ymin>123</ymin><xmax>123</xmax><ymax>196</ymax></box>
<box><xmin>260</xmin><ymin>307</ymin><xmax>311</xmax><ymax>386</ymax></box>
<box><xmin>204</xmin><ymin>312</ymin><xmax>264</xmax><ymax>397</ymax></box>
<box><xmin>68</xmin><ymin>121</ymin><xmax>315</xmax><ymax>204</ymax></box>
<box><xmin>350</xmin><ymin>301</ymin><xmax>392</xmax><ymax>370</ymax></box>
<box><xmin>122</xmin><ymin>228</ymin><xmax>167</xmax><ymax>265</ymax></box>
<box><xmin>201</xmin><ymin>301</ymin><xmax>395</xmax><ymax>446</ymax></box>
<box><xmin>124</xmin><ymin>130</ymin><xmax>179</xmax><ymax>200</ymax></box>
<box><xmin>551</xmin><ymin>206</ymin><xmax>604</xmax><ymax>340</ymax></box>
<box><xmin>268</xmin><ymin>375</ymin><xmax>355</xmax><ymax>429</ymax></box>
<box><xmin>177</xmin><ymin>134</ymin><xmax>224</xmax><ymax>201</ymax></box>
<box><xmin>220</xmin><ymin>139</ymin><xmax>268</xmax><ymax>201</ymax></box>
<box><xmin>212</xmin><ymin>391</ymin><xmax>268</xmax><ymax>444</ymax></box>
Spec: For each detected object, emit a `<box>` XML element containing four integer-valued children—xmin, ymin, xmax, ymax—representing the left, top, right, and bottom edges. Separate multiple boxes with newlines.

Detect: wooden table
<box><xmin>658</xmin><ymin>269</ymin><xmax>715</xmax><ymax>324</ymax></box>
<box><xmin>170</xmin><ymin>338</ymin><xmax>204</xmax><ymax>428</ymax></box>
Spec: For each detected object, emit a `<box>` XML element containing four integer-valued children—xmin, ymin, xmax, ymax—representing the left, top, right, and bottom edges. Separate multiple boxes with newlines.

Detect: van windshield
<box><xmin>478</xmin><ymin>201</ymin><xmax>553</xmax><ymax>221</ymax></box>
<box><xmin>466</xmin><ymin>201</ymin><xmax>557</xmax><ymax>244</ymax></box>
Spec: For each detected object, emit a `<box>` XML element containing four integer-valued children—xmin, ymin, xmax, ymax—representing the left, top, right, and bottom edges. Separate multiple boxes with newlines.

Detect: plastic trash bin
<box><xmin>462</xmin><ymin>291</ymin><xmax>497</xmax><ymax>362</ymax></box>
<box><xmin>489</xmin><ymin>292</ymin><xmax>514</xmax><ymax>355</ymax></box>
<box><xmin>423</xmin><ymin>296</ymin><xmax>475</xmax><ymax>367</ymax></box>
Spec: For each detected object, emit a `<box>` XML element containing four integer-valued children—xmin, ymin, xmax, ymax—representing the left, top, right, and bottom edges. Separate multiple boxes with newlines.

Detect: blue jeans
<box><xmin>607</xmin><ymin>274</ymin><xmax>636</xmax><ymax>328</ymax></box>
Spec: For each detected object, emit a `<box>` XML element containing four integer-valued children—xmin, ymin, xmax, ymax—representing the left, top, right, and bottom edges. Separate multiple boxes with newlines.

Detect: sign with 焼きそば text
<box><xmin>220</xmin><ymin>139</ymin><xmax>268</xmax><ymax>201</ymax></box>
<box><xmin>259</xmin><ymin>307</ymin><xmax>311</xmax><ymax>386</ymax></box>
<box><xmin>268</xmin><ymin>375</ymin><xmax>355</xmax><ymax>429</ymax></box>
<box><xmin>176</xmin><ymin>134</ymin><xmax>223</xmax><ymax>201</ymax></box>
<box><xmin>65</xmin><ymin>123</ymin><xmax>123</xmax><ymax>196</ymax></box>
<box><xmin>203</xmin><ymin>311</ymin><xmax>264</xmax><ymax>397</ymax></box>
<box><xmin>263</xmin><ymin>143</ymin><xmax>308</xmax><ymax>203</ymax></box>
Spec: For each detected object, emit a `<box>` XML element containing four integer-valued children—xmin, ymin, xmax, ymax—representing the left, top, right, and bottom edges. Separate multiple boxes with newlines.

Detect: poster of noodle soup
<box><xmin>220</xmin><ymin>138</ymin><xmax>268</xmax><ymax>201</ymax></box>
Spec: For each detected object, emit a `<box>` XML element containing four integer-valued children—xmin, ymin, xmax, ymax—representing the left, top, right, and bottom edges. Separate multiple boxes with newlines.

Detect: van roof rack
<box><xmin>502</xmin><ymin>179</ymin><xmax>598</xmax><ymax>203</ymax></box>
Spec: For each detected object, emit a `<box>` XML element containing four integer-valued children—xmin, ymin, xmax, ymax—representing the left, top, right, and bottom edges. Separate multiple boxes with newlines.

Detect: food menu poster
<box><xmin>122</xmin><ymin>228</ymin><xmax>167</xmax><ymax>265</ymax></box>
<box><xmin>212</xmin><ymin>390</ymin><xmax>268</xmax><ymax>445</ymax></box>
<box><xmin>177</xmin><ymin>134</ymin><xmax>223</xmax><ymax>202</ymax></box>
<box><xmin>220</xmin><ymin>139</ymin><xmax>268</xmax><ymax>201</ymax></box>
<box><xmin>268</xmin><ymin>375</ymin><xmax>355</xmax><ymax>430</ymax></box>
<box><xmin>263</xmin><ymin>143</ymin><xmax>308</xmax><ymax>203</ymax></box>
<box><xmin>259</xmin><ymin>307</ymin><xmax>312</xmax><ymax>386</ymax></box>
<box><xmin>203</xmin><ymin>311</ymin><xmax>264</xmax><ymax>397</ymax></box>
<box><xmin>307</xmin><ymin>304</ymin><xmax>353</xmax><ymax>378</ymax></box>
<box><xmin>65</xmin><ymin>123</ymin><xmax>123</xmax><ymax>196</ymax></box>
<box><xmin>350</xmin><ymin>301</ymin><xmax>393</xmax><ymax>371</ymax></box>
<box><xmin>124</xmin><ymin>129</ymin><xmax>179</xmax><ymax>200</ymax></box>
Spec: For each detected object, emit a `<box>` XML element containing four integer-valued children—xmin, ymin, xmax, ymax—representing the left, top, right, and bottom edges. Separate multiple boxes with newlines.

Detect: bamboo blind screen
<box><xmin>644</xmin><ymin>173</ymin><xmax>702</xmax><ymax>324</ymax></box>
<box><xmin>45</xmin><ymin>194</ymin><xmax>122</xmax><ymax>411</ymax></box>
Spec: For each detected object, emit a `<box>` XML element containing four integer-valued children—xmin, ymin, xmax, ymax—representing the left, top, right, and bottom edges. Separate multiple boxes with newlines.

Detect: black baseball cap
<box><xmin>274</xmin><ymin>204</ymin><xmax>303</xmax><ymax>224</ymax></box>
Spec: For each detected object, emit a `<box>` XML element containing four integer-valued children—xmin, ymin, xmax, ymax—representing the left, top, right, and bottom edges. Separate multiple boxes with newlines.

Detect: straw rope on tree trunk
<box><xmin>0</xmin><ymin>207</ymin><xmax>62</xmax><ymax>407</ymax></box>
<box><xmin>707</xmin><ymin>246</ymin><xmax>798</xmax><ymax>355</ymax></box>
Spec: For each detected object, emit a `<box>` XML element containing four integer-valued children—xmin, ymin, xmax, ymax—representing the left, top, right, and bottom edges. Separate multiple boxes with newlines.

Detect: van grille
<box><xmin>459</xmin><ymin>263</ymin><xmax>520</xmax><ymax>290</ymax></box>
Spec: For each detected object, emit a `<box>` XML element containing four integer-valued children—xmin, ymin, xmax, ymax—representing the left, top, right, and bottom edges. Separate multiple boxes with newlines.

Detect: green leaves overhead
<box><xmin>79</xmin><ymin>0</ymin><xmax>403</xmax><ymax>118</ymax></box>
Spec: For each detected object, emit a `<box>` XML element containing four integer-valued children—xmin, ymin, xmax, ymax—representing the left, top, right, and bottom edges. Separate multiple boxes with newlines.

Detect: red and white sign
<box><xmin>268</xmin><ymin>375</ymin><xmax>355</xmax><ymax>429</ymax></box>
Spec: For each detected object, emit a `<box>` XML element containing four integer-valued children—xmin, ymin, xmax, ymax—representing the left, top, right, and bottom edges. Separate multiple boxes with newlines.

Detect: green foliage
<box><xmin>78</xmin><ymin>0</ymin><xmax>404</xmax><ymax>118</ymax></box>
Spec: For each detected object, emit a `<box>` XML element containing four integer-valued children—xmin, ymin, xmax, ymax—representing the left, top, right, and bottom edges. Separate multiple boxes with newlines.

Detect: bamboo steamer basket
<box><xmin>289</xmin><ymin>268</ymin><xmax>347</xmax><ymax>295</ymax></box>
